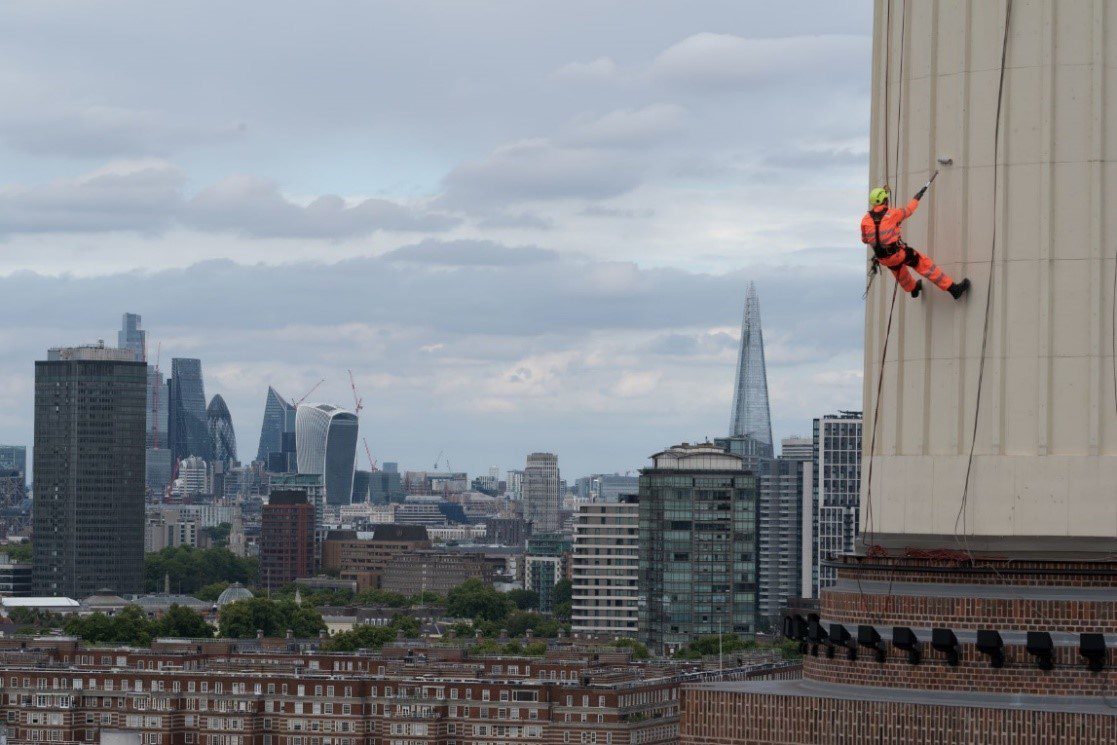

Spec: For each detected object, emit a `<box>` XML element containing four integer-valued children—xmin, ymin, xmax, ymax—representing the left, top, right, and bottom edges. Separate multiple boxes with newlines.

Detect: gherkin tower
<box><xmin>727</xmin><ymin>282</ymin><xmax>773</xmax><ymax>459</ymax></box>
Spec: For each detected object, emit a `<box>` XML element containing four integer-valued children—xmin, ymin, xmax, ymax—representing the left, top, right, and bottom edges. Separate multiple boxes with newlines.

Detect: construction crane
<box><xmin>363</xmin><ymin>438</ymin><xmax>378</xmax><ymax>472</ymax></box>
<box><xmin>291</xmin><ymin>378</ymin><xmax>325</xmax><ymax>408</ymax></box>
<box><xmin>433</xmin><ymin>449</ymin><xmax>444</xmax><ymax>471</ymax></box>
<box><xmin>347</xmin><ymin>369</ymin><xmax>364</xmax><ymax>415</ymax></box>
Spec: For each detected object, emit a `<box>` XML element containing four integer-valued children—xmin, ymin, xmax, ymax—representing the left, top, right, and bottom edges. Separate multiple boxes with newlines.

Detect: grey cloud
<box><xmin>440</xmin><ymin>139</ymin><xmax>645</xmax><ymax>207</ymax></box>
<box><xmin>0</xmin><ymin>102</ymin><xmax>244</xmax><ymax>158</ymax></box>
<box><xmin>382</xmin><ymin>239</ymin><xmax>560</xmax><ymax>267</ymax></box>
<box><xmin>476</xmin><ymin>211</ymin><xmax>554</xmax><ymax>230</ymax></box>
<box><xmin>0</xmin><ymin>161</ymin><xmax>183</xmax><ymax>235</ymax></box>
<box><xmin>2</xmin><ymin>247</ymin><xmax>861</xmax><ymax>344</ymax></box>
<box><xmin>647</xmin><ymin>331</ymin><xmax>737</xmax><ymax>356</ymax></box>
<box><xmin>550</xmin><ymin>57</ymin><xmax>620</xmax><ymax>83</ymax></box>
<box><xmin>561</xmin><ymin>104</ymin><xmax>689</xmax><ymax>149</ymax></box>
<box><xmin>0</xmin><ymin>166</ymin><xmax>457</xmax><ymax>239</ymax></box>
<box><xmin>652</xmin><ymin>33</ymin><xmax>869</xmax><ymax>90</ymax></box>
<box><xmin>185</xmin><ymin>175</ymin><xmax>460</xmax><ymax>239</ymax></box>
<box><xmin>580</xmin><ymin>205</ymin><xmax>655</xmax><ymax>219</ymax></box>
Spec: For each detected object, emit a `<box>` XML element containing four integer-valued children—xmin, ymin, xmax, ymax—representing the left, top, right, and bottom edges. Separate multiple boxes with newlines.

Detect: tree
<box><xmin>551</xmin><ymin>579</ymin><xmax>573</xmax><ymax>621</ymax></box>
<box><xmin>153</xmin><ymin>604</ymin><xmax>214</xmax><ymax>639</ymax></box>
<box><xmin>217</xmin><ymin>597</ymin><xmax>325</xmax><ymax>639</ymax></box>
<box><xmin>144</xmin><ymin>546</ymin><xmax>257</xmax><ymax>594</ymax></box>
<box><xmin>195</xmin><ymin>582</ymin><xmax>230</xmax><ymax>602</ymax></box>
<box><xmin>446</xmin><ymin>579</ymin><xmax>513</xmax><ymax>622</ymax></box>
<box><xmin>675</xmin><ymin>634</ymin><xmax>755</xmax><ymax>660</ymax></box>
<box><xmin>505</xmin><ymin>589</ymin><xmax>539</xmax><ymax>611</ymax></box>
<box><xmin>354</xmin><ymin>589</ymin><xmax>412</xmax><ymax>607</ymax></box>
<box><xmin>503</xmin><ymin>611</ymin><xmax>559</xmax><ymax>638</ymax></box>
<box><xmin>320</xmin><ymin>614</ymin><xmax>418</xmax><ymax>652</ymax></box>
<box><xmin>201</xmin><ymin>523</ymin><xmax>231</xmax><ymax>548</ymax></box>
<box><xmin>3</xmin><ymin>542</ymin><xmax>31</xmax><ymax>564</ymax></box>
<box><xmin>609</xmin><ymin>638</ymin><xmax>650</xmax><ymax>660</ymax></box>
<box><xmin>552</xmin><ymin>579</ymin><xmax>572</xmax><ymax>605</ymax></box>
<box><xmin>273</xmin><ymin>584</ymin><xmax>354</xmax><ymax>608</ymax></box>
<box><xmin>64</xmin><ymin>606</ymin><xmax>155</xmax><ymax>646</ymax></box>
<box><xmin>523</xmin><ymin>641</ymin><xmax>548</xmax><ymax>656</ymax></box>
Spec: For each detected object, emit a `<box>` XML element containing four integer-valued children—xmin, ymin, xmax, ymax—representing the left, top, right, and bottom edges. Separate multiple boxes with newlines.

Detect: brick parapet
<box><xmin>822</xmin><ymin>590</ymin><xmax>1117</xmax><ymax>632</ymax></box>
<box><xmin>834</xmin><ymin>556</ymin><xmax>1117</xmax><ymax>587</ymax></box>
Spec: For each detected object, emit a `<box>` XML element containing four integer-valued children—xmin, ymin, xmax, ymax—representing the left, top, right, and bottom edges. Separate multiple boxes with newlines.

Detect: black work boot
<box><xmin>948</xmin><ymin>278</ymin><xmax>971</xmax><ymax>300</ymax></box>
<box><xmin>910</xmin><ymin>280</ymin><xmax>923</xmax><ymax>299</ymax></box>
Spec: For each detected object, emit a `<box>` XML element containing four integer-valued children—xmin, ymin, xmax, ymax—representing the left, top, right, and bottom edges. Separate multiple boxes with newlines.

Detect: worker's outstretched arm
<box><xmin>898</xmin><ymin>197</ymin><xmax>920</xmax><ymax>221</ymax></box>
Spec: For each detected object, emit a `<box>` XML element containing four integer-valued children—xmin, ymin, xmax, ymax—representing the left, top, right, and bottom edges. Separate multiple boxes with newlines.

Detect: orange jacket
<box><xmin>860</xmin><ymin>198</ymin><xmax>919</xmax><ymax>251</ymax></box>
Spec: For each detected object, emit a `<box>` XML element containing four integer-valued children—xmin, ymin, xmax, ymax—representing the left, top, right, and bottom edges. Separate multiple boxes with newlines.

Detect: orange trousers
<box><xmin>879</xmin><ymin>246</ymin><xmax>954</xmax><ymax>293</ymax></box>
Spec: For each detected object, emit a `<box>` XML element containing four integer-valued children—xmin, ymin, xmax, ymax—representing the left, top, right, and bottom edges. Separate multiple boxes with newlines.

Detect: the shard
<box><xmin>727</xmin><ymin>282</ymin><xmax>773</xmax><ymax>459</ymax></box>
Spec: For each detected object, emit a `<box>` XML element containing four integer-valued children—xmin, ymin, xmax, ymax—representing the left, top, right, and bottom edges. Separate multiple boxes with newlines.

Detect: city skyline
<box><xmin>0</xmin><ymin>1</ymin><xmax>871</xmax><ymax>478</ymax></box>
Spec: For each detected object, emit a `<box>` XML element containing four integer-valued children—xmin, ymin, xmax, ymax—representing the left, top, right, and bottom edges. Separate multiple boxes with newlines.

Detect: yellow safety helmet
<box><xmin>869</xmin><ymin>186</ymin><xmax>890</xmax><ymax>206</ymax></box>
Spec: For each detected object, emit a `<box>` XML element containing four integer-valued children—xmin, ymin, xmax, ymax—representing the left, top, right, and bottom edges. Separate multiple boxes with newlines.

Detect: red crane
<box><xmin>291</xmin><ymin>378</ymin><xmax>326</xmax><ymax>408</ymax></box>
<box><xmin>347</xmin><ymin>369</ymin><xmax>364</xmax><ymax>415</ymax></box>
<box><xmin>363</xmin><ymin>438</ymin><xmax>378</xmax><ymax>472</ymax></box>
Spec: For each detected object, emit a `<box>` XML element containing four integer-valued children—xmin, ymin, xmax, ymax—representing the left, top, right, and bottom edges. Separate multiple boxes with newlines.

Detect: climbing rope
<box><xmin>856</xmin><ymin>0</ymin><xmax>906</xmax><ymax>625</ymax></box>
<box><xmin>953</xmin><ymin>0</ymin><xmax>1013</xmax><ymax>547</ymax></box>
<box><xmin>862</xmin><ymin>0</ymin><xmax>906</xmax><ymax>547</ymax></box>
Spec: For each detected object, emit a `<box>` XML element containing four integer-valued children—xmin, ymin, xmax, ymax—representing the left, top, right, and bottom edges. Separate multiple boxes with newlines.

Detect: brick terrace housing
<box><xmin>0</xmin><ymin>636</ymin><xmax>797</xmax><ymax>744</ymax></box>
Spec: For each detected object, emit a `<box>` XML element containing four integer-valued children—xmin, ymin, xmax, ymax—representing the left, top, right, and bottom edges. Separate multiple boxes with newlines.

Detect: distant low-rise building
<box><xmin>380</xmin><ymin>550</ymin><xmax>493</xmax><ymax>596</ymax></box>
<box><xmin>320</xmin><ymin>525</ymin><xmax>431</xmax><ymax>591</ymax></box>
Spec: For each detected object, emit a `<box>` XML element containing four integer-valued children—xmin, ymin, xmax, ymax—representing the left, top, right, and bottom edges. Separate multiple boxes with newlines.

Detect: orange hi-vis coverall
<box><xmin>860</xmin><ymin>198</ymin><xmax>956</xmax><ymax>294</ymax></box>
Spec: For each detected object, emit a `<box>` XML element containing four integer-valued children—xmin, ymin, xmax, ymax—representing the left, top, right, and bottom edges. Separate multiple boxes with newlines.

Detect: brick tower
<box><xmin>682</xmin><ymin>1</ymin><xmax>1117</xmax><ymax>742</ymax></box>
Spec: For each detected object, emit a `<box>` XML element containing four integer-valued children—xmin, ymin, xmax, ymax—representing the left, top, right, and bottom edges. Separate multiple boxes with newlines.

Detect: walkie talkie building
<box><xmin>295</xmin><ymin>403</ymin><xmax>358</xmax><ymax>506</ymax></box>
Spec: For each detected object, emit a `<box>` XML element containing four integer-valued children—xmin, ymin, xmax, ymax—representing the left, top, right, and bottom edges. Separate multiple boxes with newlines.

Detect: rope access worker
<box><xmin>861</xmin><ymin>185</ymin><xmax>970</xmax><ymax>300</ymax></box>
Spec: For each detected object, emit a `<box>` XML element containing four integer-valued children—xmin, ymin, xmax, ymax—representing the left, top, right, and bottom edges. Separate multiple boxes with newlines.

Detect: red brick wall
<box><xmin>802</xmin><ymin>645</ymin><xmax>1117</xmax><ymax>695</ymax></box>
<box><xmin>681</xmin><ymin>688</ymin><xmax>1117</xmax><ymax>745</ymax></box>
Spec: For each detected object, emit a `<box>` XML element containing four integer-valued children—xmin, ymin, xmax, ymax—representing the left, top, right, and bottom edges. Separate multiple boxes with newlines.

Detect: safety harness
<box><xmin>868</xmin><ymin>208</ymin><xmax>906</xmax><ymax>260</ymax></box>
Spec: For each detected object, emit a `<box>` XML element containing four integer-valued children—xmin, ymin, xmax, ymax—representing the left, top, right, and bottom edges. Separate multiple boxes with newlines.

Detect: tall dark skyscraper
<box><xmin>33</xmin><ymin>344</ymin><xmax>146</xmax><ymax>597</ymax></box>
<box><xmin>723</xmin><ymin>283</ymin><xmax>774</xmax><ymax>467</ymax></box>
<box><xmin>168</xmin><ymin>358</ymin><xmax>210</xmax><ymax>462</ymax></box>
<box><xmin>207</xmin><ymin>394</ymin><xmax>237</xmax><ymax>467</ymax></box>
<box><xmin>256</xmin><ymin>386</ymin><xmax>294</xmax><ymax>465</ymax></box>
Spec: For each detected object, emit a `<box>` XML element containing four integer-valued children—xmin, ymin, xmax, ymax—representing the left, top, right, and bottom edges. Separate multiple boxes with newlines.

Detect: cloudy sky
<box><xmin>1</xmin><ymin>0</ymin><xmax>873</xmax><ymax>478</ymax></box>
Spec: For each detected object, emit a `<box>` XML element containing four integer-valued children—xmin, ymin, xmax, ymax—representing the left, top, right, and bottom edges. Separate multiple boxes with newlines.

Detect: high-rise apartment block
<box><xmin>522</xmin><ymin>453</ymin><xmax>560</xmax><ymax>533</ymax></box>
<box><xmin>260</xmin><ymin>489</ymin><xmax>315</xmax><ymax>590</ymax></box>
<box><xmin>639</xmin><ymin>443</ymin><xmax>758</xmax><ymax>653</ymax></box>
<box><xmin>168</xmin><ymin>358</ymin><xmax>210</xmax><ymax>462</ymax></box>
<box><xmin>754</xmin><ymin>439</ymin><xmax>812</xmax><ymax>627</ymax></box>
<box><xmin>808</xmin><ymin>411</ymin><xmax>862</xmax><ymax>595</ymax></box>
<box><xmin>33</xmin><ymin>343</ymin><xmax>146</xmax><ymax>597</ymax></box>
<box><xmin>571</xmin><ymin>495</ymin><xmax>639</xmax><ymax>636</ymax></box>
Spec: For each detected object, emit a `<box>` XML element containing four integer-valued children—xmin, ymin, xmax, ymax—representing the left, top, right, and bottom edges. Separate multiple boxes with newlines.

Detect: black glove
<box><xmin>914</xmin><ymin>185</ymin><xmax>927</xmax><ymax>200</ymax></box>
